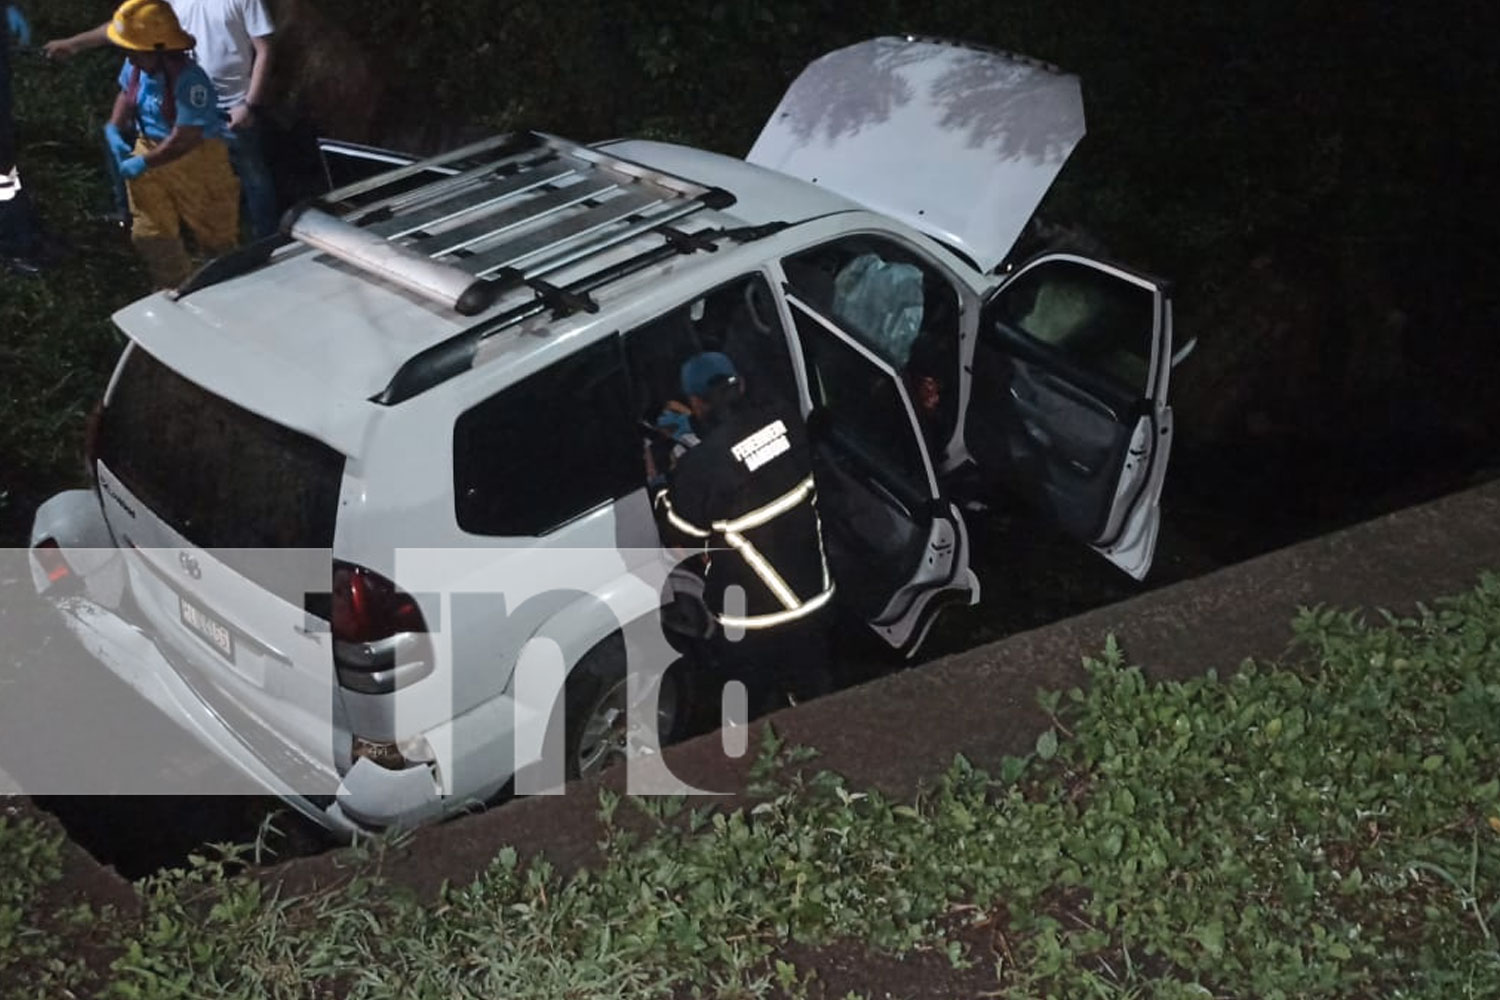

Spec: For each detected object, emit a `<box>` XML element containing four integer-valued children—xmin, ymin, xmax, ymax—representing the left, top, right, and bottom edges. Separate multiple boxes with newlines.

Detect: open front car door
<box><xmin>964</xmin><ymin>254</ymin><xmax>1174</xmax><ymax>579</ymax></box>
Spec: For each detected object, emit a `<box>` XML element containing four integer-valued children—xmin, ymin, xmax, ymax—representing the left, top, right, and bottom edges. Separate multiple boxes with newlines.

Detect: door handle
<box><xmin>1021</xmin><ymin>418</ymin><xmax>1053</xmax><ymax>450</ymax></box>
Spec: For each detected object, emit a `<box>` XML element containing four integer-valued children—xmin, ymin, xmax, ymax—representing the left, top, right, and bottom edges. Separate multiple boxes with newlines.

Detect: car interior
<box><xmin>622</xmin><ymin>273</ymin><xmax>801</xmax><ymax>437</ymax></box>
<box><xmin>967</xmin><ymin>259</ymin><xmax>1156</xmax><ymax>543</ymax></box>
<box><xmin>776</xmin><ymin>240</ymin><xmax>971</xmax><ymax>620</ymax></box>
<box><xmin>618</xmin><ymin>251</ymin><xmax>975</xmax><ymax>625</ymax></box>
<box><xmin>783</xmin><ymin>240</ymin><xmax>963</xmax><ymax>450</ymax></box>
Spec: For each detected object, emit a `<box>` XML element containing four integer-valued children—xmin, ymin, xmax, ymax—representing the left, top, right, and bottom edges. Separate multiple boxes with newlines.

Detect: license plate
<box><xmin>179</xmin><ymin>595</ymin><xmax>235</xmax><ymax>662</ymax></box>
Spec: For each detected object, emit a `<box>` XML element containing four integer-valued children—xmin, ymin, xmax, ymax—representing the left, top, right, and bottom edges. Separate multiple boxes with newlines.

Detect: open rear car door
<box><xmin>781</xmin><ymin>290</ymin><xmax>976</xmax><ymax>655</ymax></box>
<box><xmin>964</xmin><ymin>254</ymin><xmax>1174</xmax><ymax>579</ymax></box>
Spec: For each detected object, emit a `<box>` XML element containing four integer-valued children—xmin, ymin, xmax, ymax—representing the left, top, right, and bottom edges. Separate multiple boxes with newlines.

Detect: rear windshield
<box><xmin>97</xmin><ymin>346</ymin><xmax>345</xmax><ymax>550</ymax></box>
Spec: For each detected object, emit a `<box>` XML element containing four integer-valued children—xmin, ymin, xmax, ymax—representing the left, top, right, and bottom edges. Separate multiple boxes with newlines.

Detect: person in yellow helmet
<box><xmin>105</xmin><ymin>0</ymin><xmax>239</xmax><ymax>288</ymax></box>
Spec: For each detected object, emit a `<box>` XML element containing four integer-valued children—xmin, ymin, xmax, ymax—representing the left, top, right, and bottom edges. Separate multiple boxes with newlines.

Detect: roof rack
<box><xmin>169</xmin><ymin>130</ymin><xmax>790</xmax><ymax>405</ymax></box>
<box><xmin>372</xmin><ymin>220</ymin><xmax>790</xmax><ymax>405</ymax></box>
<box><xmin>278</xmin><ymin>130</ymin><xmax>734</xmax><ymax>317</ymax></box>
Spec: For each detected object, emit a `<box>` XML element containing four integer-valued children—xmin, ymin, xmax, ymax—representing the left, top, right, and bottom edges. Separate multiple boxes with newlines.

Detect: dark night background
<box><xmin>259</xmin><ymin>0</ymin><xmax>1500</xmax><ymax>565</ymax></box>
<box><xmin>5</xmin><ymin>0</ymin><xmax>1498</xmax><ymax>564</ymax></box>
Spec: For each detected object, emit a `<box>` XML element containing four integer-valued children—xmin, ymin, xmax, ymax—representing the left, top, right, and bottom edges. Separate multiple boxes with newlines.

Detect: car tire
<box><xmin>561</xmin><ymin>633</ymin><xmax>684</xmax><ymax>782</ymax></box>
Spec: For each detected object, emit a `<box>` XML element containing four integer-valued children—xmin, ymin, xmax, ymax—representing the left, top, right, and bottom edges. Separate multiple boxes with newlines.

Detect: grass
<box><xmin>0</xmin><ymin>805</ymin><xmax>98</xmax><ymax>998</ymax></box>
<box><xmin>4</xmin><ymin>574</ymin><xmax>1498</xmax><ymax>998</ymax></box>
<box><xmin>0</xmin><ymin>809</ymin><xmax>63</xmax><ymax>977</ymax></box>
<box><xmin>1</xmin><ymin>4</ymin><xmax>151</xmax><ymax>546</ymax></box>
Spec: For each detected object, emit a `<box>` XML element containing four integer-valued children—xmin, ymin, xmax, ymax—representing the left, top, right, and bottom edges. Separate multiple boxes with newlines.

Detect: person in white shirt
<box><xmin>45</xmin><ymin>0</ymin><xmax>279</xmax><ymax>239</ymax></box>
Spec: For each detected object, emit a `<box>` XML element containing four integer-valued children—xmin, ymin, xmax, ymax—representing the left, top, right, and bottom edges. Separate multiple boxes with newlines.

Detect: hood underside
<box><xmin>747</xmin><ymin>36</ymin><xmax>1085</xmax><ymax>271</ymax></box>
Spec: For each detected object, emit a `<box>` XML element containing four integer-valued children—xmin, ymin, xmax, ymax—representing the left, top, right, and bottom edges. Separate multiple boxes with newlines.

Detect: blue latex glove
<box><xmin>5</xmin><ymin>5</ymin><xmax>31</xmax><ymax>47</ymax></box>
<box><xmin>655</xmin><ymin>408</ymin><xmax>695</xmax><ymax>443</ymax></box>
<box><xmin>103</xmin><ymin>123</ymin><xmax>133</xmax><ymax>160</ymax></box>
<box><xmin>118</xmin><ymin>156</ymin><xmax>147</xmax><ymax>180</ymax></box>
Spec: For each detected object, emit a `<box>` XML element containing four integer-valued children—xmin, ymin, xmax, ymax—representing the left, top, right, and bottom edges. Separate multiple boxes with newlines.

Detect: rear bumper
<box><xmin>27</xmin><ymin>491</ymin><xmax>447</xmax><ymax>835</ymax></box>
<box><xmin>50</xmin><ymin>594</ymin><xmax>452</xmax><ymax>834</ymax></box>
<box><xmin>46</xmin><ymin>591</ymin><xmax>365</xmax><ymax>834</ymax></box>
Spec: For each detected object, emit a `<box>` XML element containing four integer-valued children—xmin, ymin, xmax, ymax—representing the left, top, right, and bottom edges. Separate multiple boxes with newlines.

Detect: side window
<box><xmin>791</xmin><ymin>301</ymin><xmax>932</xmax><ymax>509</ymax></box>
<box><xmin>782</xmin><ymin>234</ymin><xmax>961</xmax><ymax>370</ymax></box>
<box><xmin>783</xmin><ymin>235</ymin><xmax>962</xmax><ymax>451</ymax></box>
<box><xmin>987</xmin><ymin>259</ymin><xmax>1155</xmax><ymax>395</ymax></box>
<box><xmin>453</xmin><ymin>336</ymin><xmax>639</xmax><ymax>536</ymax></box>
<box><xmin>621</xmin><ymin>272</ymin><xmax>798</xmax><ymax>421</ymax></box>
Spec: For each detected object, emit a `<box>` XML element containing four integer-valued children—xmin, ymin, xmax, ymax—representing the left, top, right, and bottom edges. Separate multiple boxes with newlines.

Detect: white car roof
<box><xmin>111</xmin><ymin>138</ymin><xmax>861</xmax><ymax>451</ymax></box>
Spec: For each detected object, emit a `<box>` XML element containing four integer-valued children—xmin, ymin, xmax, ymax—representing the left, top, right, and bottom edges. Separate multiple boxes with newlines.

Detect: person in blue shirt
<box><xmin>46</xmin><ymin>0</ymin><xmax>282</xmax><ymax>240</ymax></box>
<box><xmin>104</xmin><ymin>0</ymin><xmax>239</xmax><ymax>289</ymax></box>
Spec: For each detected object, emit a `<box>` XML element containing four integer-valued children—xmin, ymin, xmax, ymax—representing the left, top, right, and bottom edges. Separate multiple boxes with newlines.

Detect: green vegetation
<box><xmin>0</xmin><ymin>807</ymin><xmax>95</xmax><ymax>997</ymax></box>
<box><xmin>5</xmin><ymin>576</ymin><xmax>1499</xmax><ymax>998</ymax></box>
<box><xmin>1</xmin><ymin>1</ymin><xmax>146</xmax><ymax>544</ymax></box>
<box><xmin>0</xmin><ymin>810</ymin><xmax>62</xmax><ymax>975</ymax></box>
<box><xmin>6</xmin><ymin>0</ymin><xmax>1498</xmax><ymax>546</ymax></box>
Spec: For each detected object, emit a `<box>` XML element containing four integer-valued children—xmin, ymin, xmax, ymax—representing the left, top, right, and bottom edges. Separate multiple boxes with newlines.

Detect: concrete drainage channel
<box><xmin>12</xmin><ymin>476</ymin><xmax>1500</xmax><ymax>883</ymax></box>
<box><xmin>26</xmin><ymin>795</ymin><xmax>336</xmax><ymax>880</ymax></box>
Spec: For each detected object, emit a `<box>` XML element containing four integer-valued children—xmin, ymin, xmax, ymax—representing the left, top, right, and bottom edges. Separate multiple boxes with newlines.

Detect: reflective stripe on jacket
<box><xmin>655</xmin><ymin>400</ymin><xmax>833</xmax><ymax>631</ymax></box>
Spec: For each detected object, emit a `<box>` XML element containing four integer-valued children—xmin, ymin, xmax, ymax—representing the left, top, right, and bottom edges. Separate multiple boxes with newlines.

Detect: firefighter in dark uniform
<box><xmin>653</xmin><ymin>352</ymin><xmax>836</xmax><ymax>708</ymax></box>
<box><xmin>1</xmin><ymin>3</ymin><xmax>46</xmax><ymax>275</ymax></box>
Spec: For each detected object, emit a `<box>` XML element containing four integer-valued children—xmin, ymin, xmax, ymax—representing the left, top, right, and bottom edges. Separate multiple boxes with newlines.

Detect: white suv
<box><xmin>28</xmin><ymin>37</ymin><xmax>1178</xmax><ymax>833</ymax></box>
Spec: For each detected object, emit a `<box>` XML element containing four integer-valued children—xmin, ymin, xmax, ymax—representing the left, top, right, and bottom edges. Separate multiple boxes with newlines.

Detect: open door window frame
<box><xmin>775</xmin><ymin>278</ymin><xmax>977</xmax><ymax>654</ymax></box>
<box><xmin>965</xmin><ymin>251</ymin><xmax>1174</xmax><ymax>580</ymax></box>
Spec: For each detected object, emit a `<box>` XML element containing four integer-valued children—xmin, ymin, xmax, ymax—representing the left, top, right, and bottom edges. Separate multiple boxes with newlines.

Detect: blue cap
<box><xmin>680</xmin><ymin>351</ymin><xmax>739</xmax><ymax>398</ymax></box>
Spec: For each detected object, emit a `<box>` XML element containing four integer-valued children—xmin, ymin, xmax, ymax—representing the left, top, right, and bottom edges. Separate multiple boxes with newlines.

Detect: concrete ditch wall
<box><xmin>15</xmin><ymin>478</ymin><xmax>1500</xmax><ymax>904</ymax></box>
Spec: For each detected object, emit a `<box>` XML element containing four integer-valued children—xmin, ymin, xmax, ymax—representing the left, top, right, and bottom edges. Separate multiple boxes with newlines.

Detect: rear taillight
<box><xmin>331</xmin><ymin>561</ymin><xmax>427</xmax><ymax>643</ymax></box>
<box><xmin>328</xmin><ymin>560</ymin><xmax>432</xmax><ymax>694</ymax></box>
<box><xmin>82</xmin><ymin>401</ymin><xmax>103</xmax><ymax>479</ymax></box>
<box><xmin>34</xmin><ymin>539</ymin><xmax>72</xmax><ymax>585</ymax></box>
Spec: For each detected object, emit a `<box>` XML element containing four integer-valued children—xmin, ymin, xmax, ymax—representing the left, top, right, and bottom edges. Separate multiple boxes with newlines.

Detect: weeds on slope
<box><xmin>11</xmin><ymin>574</ymin><xmax>1498</xmax><ymax>999</ymax></box>
<box><xmin>0</xmin><ymin>806</ymin><xmax>97</xmax><ymax>999</ymax></box>
<box><xmin>1</xmin><ymin>7</ymin><xmax>150</xmax><ymax>546</ymax></box>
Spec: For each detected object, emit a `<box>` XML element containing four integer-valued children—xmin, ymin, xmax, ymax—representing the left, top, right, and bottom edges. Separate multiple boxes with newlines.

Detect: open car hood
<box><xmin>747</xmin><ymin>36</ymin><xmax>1085</xmax><ymax>272</ymax></box>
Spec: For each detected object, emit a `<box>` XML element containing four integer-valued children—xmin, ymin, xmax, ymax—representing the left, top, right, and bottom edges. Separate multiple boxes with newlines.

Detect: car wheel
<box><xmin>564</xmin><ymin>634</ymin><xmax>682</xmax><ymax>781</ymax></box>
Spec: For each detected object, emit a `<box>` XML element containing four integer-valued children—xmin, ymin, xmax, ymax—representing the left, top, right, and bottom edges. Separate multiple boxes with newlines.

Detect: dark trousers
<box><xmin>222</xmin><ymin>119</ymin><xmax>278</xmax><ymax>240</ymax></box>
<box><xmin>0</xmin><ymin>17</ymin><xmax>12</xmax><ymax>171</ymax></box>
<box><xmin>713</xmin><ymin>611</ymin><xmax>834</xmax><ymax>708</ymax></box>
<box><xmin>0</xmin><ymin>19</ymin><xmax>41</xmax><ymax>258</ymax></box>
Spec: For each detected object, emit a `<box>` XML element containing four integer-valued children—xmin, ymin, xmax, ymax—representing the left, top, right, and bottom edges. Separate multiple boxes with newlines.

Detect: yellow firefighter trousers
<box><xmin>126</xmin><ymin>137</ymin><xmax>241</xmax><ymax>289</ymax></box>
